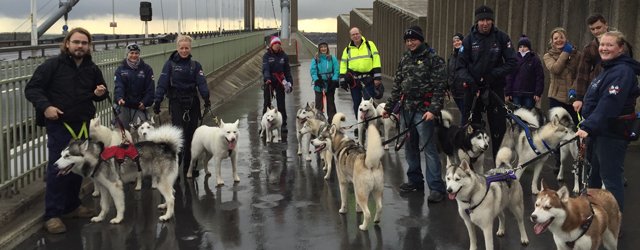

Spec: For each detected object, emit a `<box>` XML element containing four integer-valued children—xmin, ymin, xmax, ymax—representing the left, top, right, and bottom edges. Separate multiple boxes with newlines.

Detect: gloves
<box><xmin>563</xmin><ymin>42</ymin><xmax>573</xmax><ymax>53</ymax></box>
<box><xmin>568</xmin><ymin>89</ymin><xmax>577</xmax><ymax>102</ymax></box>
<box><xmin>283</xmin><ymin>80</ymin><xmax>292</xmax><ymax>94</ymax></box>
<box><xmin>314</xmin><ymin>79</ymin><xmax>324</xmax><ymax>88</ymax></box>
<box><xmin>153</xmin><ymin>102</ymin><xmax>161</xmax><ymax>114</ymax></box>
<box><xmin>204</xmin><ymin>99</ymin><xmax>211</xmax><ymax>109</ymax></box>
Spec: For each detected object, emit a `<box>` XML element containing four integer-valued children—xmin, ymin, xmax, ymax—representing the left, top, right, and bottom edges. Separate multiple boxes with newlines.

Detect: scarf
<box><xmin>127</xmin><ymin>59</ymin><xmax>140</xmax><ymax>70</ymax></box>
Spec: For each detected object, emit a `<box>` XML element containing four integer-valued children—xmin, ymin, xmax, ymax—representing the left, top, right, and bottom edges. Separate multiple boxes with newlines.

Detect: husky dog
<box><xmin>89</xmin><ymin>117</ymin><xmax>134</xmax><ymax>196</ymax></box>
<box><xmin>445</xmin><ymin>160</ymin><xmax>529</xmax><ymax>250</ymax></box>
<box><xmin>129</xmin><ymin>116</ymin><xmax>157</xmax><ymax>190</ymax></box>
<box><xmin>54</xmin><ymin>125</ymin><xmax>183</xmax><ymax>223</ymax></box>
<box><xmin>531</xmin><ymin>181</ymin><xmax>620</xmax><ymax>250</ymax></box>
<box><xmin>296</xmin><ymin>103</ymin><xmax>316</xmax><ymax>160</ymax></box>
<box><xmin>130</xmin><ymin>116</ymin><xmax>156</xmax><ymax>142</ymax></box>
<box><xmin>310</xmin><ymin>124</ymin><xmax>335</xmax><ymax>180</ymax></box>
<box><xmin>299</xmin><ymin>117</ymin><xmax>328</xmax><ymax>162</ymax></box>
<box><xmin>260</xmin><ymin>107</ymin><xmax>283</xmax><ymax>143</ymax></box>
<box><xmin>375</xmin><ymin>103</ymin><xmax>397</xmax><ymax>150</ymax></box>
<box><xmin>495</xmin><ymin>107</ymin><xmax>575</xmax><ymax>194</ymax></box>
<box><xmin>330</xmin><ymin>113</ymin><xmax>384</xmax><ymax>231</ymax></box>
<box><xmin>187</xmin><ymin>120</ymin><xmax>240</xmax><ymax>186</ymax></box>
<box><xmin>436</xmin><ymin>110</ymin><xmax>490</xmax><ymax>173</ymax></box>
<box><xmin>357</xmin><ymin>98</ymin><xmax>378</xmax><ymax>146</ymax></box>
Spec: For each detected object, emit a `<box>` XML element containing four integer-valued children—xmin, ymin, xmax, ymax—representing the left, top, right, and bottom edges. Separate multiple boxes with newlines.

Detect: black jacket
<box><xmin>25</xmin><ymin>53</ymin><xmax>107</xmax><ymax>123</ymax></box>
<box><xmin>155</xmin><ymin>51</ymin><xmax>209</xmax><ymax>102</ymax></box>
<box><xmin>456</xmin><ymin>25</ymin><xmax>517</xmax><ymax>90</ymax></box>
<box><xmin>114</xmin><ymin>59</ymin><xmax>155</xmax><ymax>109</ymax></box>
<box><xmin>262</xmin><ymin>48</ymin><xmax>293</xmax><ymax>84</ymax></box>
<box><xmin>447</xmin><ymin>48</ymin><xmax>465</xmax><ymax>98</ymax></box>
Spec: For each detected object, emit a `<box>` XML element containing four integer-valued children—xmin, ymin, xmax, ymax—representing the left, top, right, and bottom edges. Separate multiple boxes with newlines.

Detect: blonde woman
<box><xmin>543</xmin><ymin>27</ymin><xmax>582</xmax><ymax>124</ymax></box>
<box><xmin>153</xmin><ymin>35</ymin><xmax>211</xmax><ymax>171</ymax></box>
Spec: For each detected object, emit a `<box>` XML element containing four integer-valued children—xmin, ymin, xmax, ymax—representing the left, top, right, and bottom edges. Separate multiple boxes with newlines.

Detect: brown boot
<box><xmin>44</xmin><ymin>218</ymin><xmax>66</xmax><ymax>234</ymax></box>
<box><xmin>63</xmin><ymin>205</ymin><xmax>95</xmax><ymax>218</ymax></box>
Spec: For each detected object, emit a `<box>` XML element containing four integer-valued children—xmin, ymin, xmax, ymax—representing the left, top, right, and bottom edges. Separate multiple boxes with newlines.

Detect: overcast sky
<box><xmin>0</xmin><ymin>0</ymin><xmax>374</xmax><ymax>34</ymax></box>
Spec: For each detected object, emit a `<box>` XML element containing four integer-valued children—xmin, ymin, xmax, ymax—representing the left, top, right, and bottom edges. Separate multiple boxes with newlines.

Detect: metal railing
<box><xmin>0</xmin><ymin>30</ymin><xmax>273</xmax><ymax>196</ymax></box>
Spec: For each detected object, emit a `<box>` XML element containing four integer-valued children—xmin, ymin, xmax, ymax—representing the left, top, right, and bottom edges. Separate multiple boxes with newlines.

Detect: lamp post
<box><xmin>110</xmin><ymin>0</ymin><xmax>117</xmax><ymax>35</ymax></box>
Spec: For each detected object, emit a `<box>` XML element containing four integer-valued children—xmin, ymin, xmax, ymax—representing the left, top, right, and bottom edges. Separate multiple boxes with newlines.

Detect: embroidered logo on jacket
<box><xmin>608</xmin><ymin>85</ymin><xmax>620</xmax><ymax>95</ymax></box>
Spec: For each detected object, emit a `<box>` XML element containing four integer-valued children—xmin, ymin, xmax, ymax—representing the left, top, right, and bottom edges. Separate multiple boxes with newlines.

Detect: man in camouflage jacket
<box><xmin>383</xmin><ymin>26</ymin><xmax>447</xmax><ymax>202</ymax></box>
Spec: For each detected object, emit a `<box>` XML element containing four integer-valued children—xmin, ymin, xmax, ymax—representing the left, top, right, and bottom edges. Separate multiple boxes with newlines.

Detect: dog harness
<box><xmin>507</xmin><ymin>113</ymin><xmax>552</xmax><ymax>155</ymax></box>
<box><xmin>464</xmin><ymin>169</ymin><xmax>517</xmax><ymax>216</ymax></box>
<box><xmin>564</xmin><ymin>200</ymin><xmax>595</xmax><ymax>248</ymax></box>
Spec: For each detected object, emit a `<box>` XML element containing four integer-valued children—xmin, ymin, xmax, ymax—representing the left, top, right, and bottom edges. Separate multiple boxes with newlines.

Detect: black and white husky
<box><xmin>436</xmin><ymin>110</ymin><xmax>490</xmax><ymax>173</ymax></box>
<box><xmin>54</xmin><ymin>125</ymin><xmax>183</xmax><ymax>223</ymax></box>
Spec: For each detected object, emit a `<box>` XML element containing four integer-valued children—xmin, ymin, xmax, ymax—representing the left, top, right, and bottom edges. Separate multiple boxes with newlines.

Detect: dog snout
<box><xmin>530</xmin><ymin>214</ymin><xmax>537</xmax><ymax>222</ymax></box>
<box><xmin>446</xmin><ymin>188</ymin><xmax>452</xmax><ymax>193</ymax></box>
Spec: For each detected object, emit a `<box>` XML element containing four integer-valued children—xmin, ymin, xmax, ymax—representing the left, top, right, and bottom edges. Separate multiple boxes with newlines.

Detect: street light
<box><xmin>110</xmin><ymin>0</ymin><xmax>117</xmax><ymax>35</ymax></box>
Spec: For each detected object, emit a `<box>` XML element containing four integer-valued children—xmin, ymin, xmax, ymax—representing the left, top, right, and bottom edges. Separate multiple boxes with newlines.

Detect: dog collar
<box><xmin>565</xmin><ymin>201</ymin><xmax>595</xmax><ymax>248</ymax></box>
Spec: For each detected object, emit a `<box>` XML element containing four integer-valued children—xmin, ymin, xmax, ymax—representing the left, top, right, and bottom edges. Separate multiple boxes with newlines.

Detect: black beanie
<box><xmin>475</xmin><ymin>5</ymin><xmax>494</xmax><ymax>22</ymax></box>
<box><xmin>518</xmin><ymin>35</ymin><xmax>532</xmax><ymax>49</ymax></box>
<box><xmin>453</xmin><ymin>32</ymin><xmax>464</xmax><ymax>41</ymax></box>
<box><xmin>404</xmin><ymin>26</ymin><xmax>424</xmax><ymax>42</ymax></box>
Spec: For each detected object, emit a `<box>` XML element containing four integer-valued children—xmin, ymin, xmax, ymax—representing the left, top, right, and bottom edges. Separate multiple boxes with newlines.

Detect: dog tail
<box><xmin>513</xmin><ymin>108</ymin><xmax>540</xmax><ymax>128</ymax></box>
<box><xmin>332</xmin><ymin>112</ymin><xmax>347</xmax><ymax>127</ymax></box>
<box><xmin>495</xmin><ymin>147</ymin><xmax>513</xmax><ymax>169</ymax></box>
<box><xmin>440</xmin><ymin>110</ymin><xmax>453</xmax><ymax>128</ymax></box>
<box><xmin>365</xmin><ymin>123</ymin><xmax>384</xmax><ymax>169</ymax></box>
<box><xmin>145</xmin><ymin>125</ymin><xmax>184</xmax><ymax>153</ymax></box>
<box><xmin>548</xmin><ymin>107</ymin><xmax>572</xmax><ymax>124</ymax></box>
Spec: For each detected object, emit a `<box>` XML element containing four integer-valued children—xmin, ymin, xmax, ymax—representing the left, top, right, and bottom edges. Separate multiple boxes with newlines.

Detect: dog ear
<box><xmin>134</xmin><ymin>116</ymin><xmax>142</xmax><ymax>125</ymax></box>
<box><xmin>466</xmin><ymin>125</ymin><xmax>474</xmax><ymax>135</ymax></box>
<box><xmin>219</xmin><ymin>119</ymin><xmax>225</xmax><ymax>125</ymax></box>
<box><xmin>150</xmin><ymin>115</ymin><xmax>156</xmax><ymax>125</ymax></box>
<box><xmin>234</xmin><ymin>119</ymin><xmax>239</xmax><ymax>127</ymax></box>
<box><xmin>540</xmin><ymin>178</ymin><xmax>550</xmax><ymax>191</ymax></box>
<box><xmin>557</xmin><ymin>185</ymin><xmax>570</xmax><ymax>202</ymax></box>
<box><xmin>460</xmin><ymin>160</ymin><xmax>471</xmax><ymax>172</ymax></box>
<box><xmin>551</xmin><ymin>114</ymin><xmax>560</xmax><ymax>126</ymax></box>
<box><xmin>80</xmin><ymin>140</ymin><xmax>90</xmax><ymax>151</ymax></box>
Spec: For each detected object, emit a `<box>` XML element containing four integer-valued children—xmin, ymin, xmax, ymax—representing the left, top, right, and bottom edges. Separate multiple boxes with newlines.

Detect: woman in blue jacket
<box><xmin>576</xmin><ymin>31</ymin><xmax>640</xmax><ymax>212</ymax></box>
<box><xmin>262</xmin><ymin>36</ymin><xmax>293</xmax><ymax>132</ymax></box>
<box><xmin>114</xmin><ymin>43</ymin><xmax>155</xmax><ymax>128</ymax></box>
<box><xmin>310</xmin><ymin>41</ymin><xmax>339</xmax><ymax>121</ymax></box>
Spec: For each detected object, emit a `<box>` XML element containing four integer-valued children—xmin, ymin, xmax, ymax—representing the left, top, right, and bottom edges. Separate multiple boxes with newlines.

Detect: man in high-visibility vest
<box><xmin>339</xmin><ymin>27</ymin><xmax>383</xmax><ymax>137</ymax></box>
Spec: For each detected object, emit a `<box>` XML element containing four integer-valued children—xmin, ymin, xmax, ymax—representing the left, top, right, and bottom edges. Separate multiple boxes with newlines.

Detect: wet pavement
<box><xmin>14</xmin><ymin>59</ymin><xmax>640</xmax><ymax>250</ymax></box>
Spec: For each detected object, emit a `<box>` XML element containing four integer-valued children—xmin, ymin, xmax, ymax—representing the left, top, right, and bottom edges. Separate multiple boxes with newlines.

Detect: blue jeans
<box><xmin>512</xmin><ymin>96</ymin><xmax>535</xmax><ymax>110</ymax></box>
<box><xmin>587</xmin><ymin>136</ymin><xmax>628</xmax><ymax>212</ymax></box>
<box><xmin>349</xmin><ymin>77</ymin><xmax>375</xmax><ymax>119</ymax></box>
<box><xmin>402</xmin><ymin>110</ymin><xmax>446</xmax><ymax>193</ymax></box>
<box><xmin>44</xmin><ymin>121</ymin><xmax>86</xmax><ymax>220</ymax></box>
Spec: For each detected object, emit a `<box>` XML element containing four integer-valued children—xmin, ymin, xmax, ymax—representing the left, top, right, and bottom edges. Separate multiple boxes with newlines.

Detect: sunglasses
<box><xmin>70</xmin><ymin>40</ymin><xmax>89</xmax><ymax>45</ymax></box>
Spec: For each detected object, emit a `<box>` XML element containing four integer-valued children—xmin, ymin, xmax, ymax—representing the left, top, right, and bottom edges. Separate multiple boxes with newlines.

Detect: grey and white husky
<box><xmin>54</xmin><ymin>125</ymin><xmax>183</xmax><ymax>223</ymax></box>
<box><xmin>445</xmin><ymin>160</ymin><xmax>529</xmax><ymax>250</ymax></box>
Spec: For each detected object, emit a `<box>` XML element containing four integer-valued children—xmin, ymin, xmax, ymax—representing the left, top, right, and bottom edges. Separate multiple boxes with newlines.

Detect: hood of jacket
<box><xmin>602</xmin><ymin>54</ymin><xmax>640</xmax><ymax>75</ymax></box>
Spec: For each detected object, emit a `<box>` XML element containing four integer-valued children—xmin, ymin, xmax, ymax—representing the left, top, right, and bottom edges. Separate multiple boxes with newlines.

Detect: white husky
<box><xmin>357</xmin><ymin>98</ymin><xmax>378</xmax><ymax>146</ymax></box>
<box><xmin>296</xmin><ymin>103</ymin><xmax>316</xmax><ymax>160</ymax></box>
<box><xmin>375</xmin><ymin>103</ymin><xmax>396</xmax><ymax>150</ymax></box>
<box><xmin>446</xmin><ymin>160</ymin><xmax>529</xmax><ymax>250</ymax></box>
<box><xmin>89</xmin><ymin>117</ymin><xmax>133</xmax><ymax>196</ymax></box>
<box><xmin>187</xmin><ymin>120</ymin><xmax>240</xmax><ymax>186</ymax></box>
<box><xmin>495</xmin><ymin>107</ymin><xmax>577</xmax><ymax>194</ymax></box>
<box><xmin>261</xmin><ymin>107</ymin><xmax>283</xmax><ymax>143</ymax></box>
<box><xmin>129</xmin><ymin>116</ymin><xmax>157</xmax><ymax>190</ymax></box>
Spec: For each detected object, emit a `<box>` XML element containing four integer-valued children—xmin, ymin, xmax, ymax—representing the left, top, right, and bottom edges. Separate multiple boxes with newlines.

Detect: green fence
<box><xmin>0</xmin><ymin>31</ymin><xmax>271</xmax><ymax>196</ymax></box>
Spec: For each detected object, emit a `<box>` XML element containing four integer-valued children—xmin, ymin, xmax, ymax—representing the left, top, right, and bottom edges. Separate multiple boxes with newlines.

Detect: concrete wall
<box><xmin>338</xmin><ymin>0</ymin><xmax>640</xmax><ymax>76</ymax></box>
<box><xmin>336</xmin><ymin>14</ymin><xmax>351</xmax><ymax>61</ymax></box>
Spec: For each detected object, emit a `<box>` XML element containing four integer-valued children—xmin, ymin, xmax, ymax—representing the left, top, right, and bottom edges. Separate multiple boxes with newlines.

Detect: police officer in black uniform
<box><xmin>154</xmin><ymin>35</ymin><xmax>211</xmax><ymax>170</ymax></box>
<box><xmin>456</xmin><ymin>5</ymin><xmax>517</xmax><ymax>158</ymax></box>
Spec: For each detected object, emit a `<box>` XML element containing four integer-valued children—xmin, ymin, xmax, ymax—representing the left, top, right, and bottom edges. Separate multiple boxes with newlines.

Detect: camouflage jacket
<box><xmin>385</xmin><ymin>43</ymin><xmax>447</xmax><ymax>115</ymax></box>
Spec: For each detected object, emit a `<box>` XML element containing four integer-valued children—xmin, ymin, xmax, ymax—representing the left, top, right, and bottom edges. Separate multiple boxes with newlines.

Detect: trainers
<box><xmin>63</xmin><ymin>205</ymin><xmax>95</xmax><ymax>218</ymax></box>
<box><xmin>399</xmin><ymin>182</ymin><xmax>424</xmax><ymax>193</ymax></box>
<box><xmin>427</xmin><ymin>191</ymin><xmax>445</xmax><ymax>203</ymax></box>
<box><xmin>44</xmin><ymin>218</ymin><xmax>66</xmax><ymax>234</ymax></box>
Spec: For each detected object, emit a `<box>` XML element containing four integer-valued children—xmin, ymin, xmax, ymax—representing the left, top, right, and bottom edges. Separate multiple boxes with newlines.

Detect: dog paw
<box><xmin>205</xmin><ymin>170</ymin><xmax>212</xmax><ymax>176</ymax></box>
<box><xmin>496</xmin><ymin>229</ymin><xmax>505</xmax><ymax>237</ymax></box>
<box><xmin>358</xmin><ymin>224</ymin><xmax>368</xmax><ymax>231</ymax></box>
<box><xmin>90</xmin><ymin>216</ymin><xmax>104</xmax><ymax>223</ymax></box>
<box><xmin>91</xmin><ymin>191</ymin><xmax>100</xmax><ymax>197</ymax></box>
<box><xmin>158</xmin><ymin>203</ymin><xmax>167</xmax><ymax>209</ymax></box>
<box><xmin>305</xmin><ymin>156</ymin><xmax>312</xmax><ymax>161</ymax></box>
<box><xmin>134</xmin><ymin>185</ymin><xmax>142</xmax><ymax>191</ymax></box>
<box><xmin>531</xmin><ymin>188</ymin><xmax>540</xmax><ymax>195</ymax></box>
<box><xmin>324</xmin><ymin>175</ymin><xmax>330</xmax><ymax>180</ymax></box>
<box><xmin>521</xmin><ymin>239</ymin><xmax>529</xmax><ymax>246</ymax></box>
<box><xmin>216</xmin><ymin>181</ymin><xmax>225</xmax><ymax>187</ymax></box>
<box><xmin>234</xmin><ymin>176</ymin><xmax>240</xmax><ymax>182</ymax></box>
<box><xmin>159</xmin><ymin>215</ymin><xmax>171</xmax><ymax>221</ymax></box>
<box><xmin>339</xmin><ymin>208</ymin><xmax>347</xmax><ymax>214</ymax></box>
<box><xmin>109</xmin><ymin>217</ymin><xmax>123</xmax><ymax>224</ymax></box>
<box><xmin>186</xmin><ymin>172</ymin><xmax>193</xmax><ymax>178</ymax></box>
<box><xmin>384</xmin><ymin>145</ymin><xmax>389</xmax><ymax>150</ymax></box>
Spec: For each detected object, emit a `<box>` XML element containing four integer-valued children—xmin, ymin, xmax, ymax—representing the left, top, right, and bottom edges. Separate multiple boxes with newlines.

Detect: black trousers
<box><xmin>463</xmin><ymin>85</ymin><xmax>506</xmax><ymax>158</ymax></box>
<box><xmin>314</xmin><ymin>82</ymin><xmax>337</xmax><ymax>122</ymax></box>
<box><xmin>263</xmin><ymin>82</ymin><xmax>287</xmax><ymax>125</ymax></box>
<box><xmin>169</xmin><ymin>96</ymin><xmax>201</xmax><ymax>170</ymax></box>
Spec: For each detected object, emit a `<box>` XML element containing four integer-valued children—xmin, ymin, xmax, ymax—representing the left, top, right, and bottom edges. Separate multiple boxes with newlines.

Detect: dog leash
<box><xmin>341</xmin><ymin>115</ymin><xmax>383</xmax><ymax>130</ymax></box>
